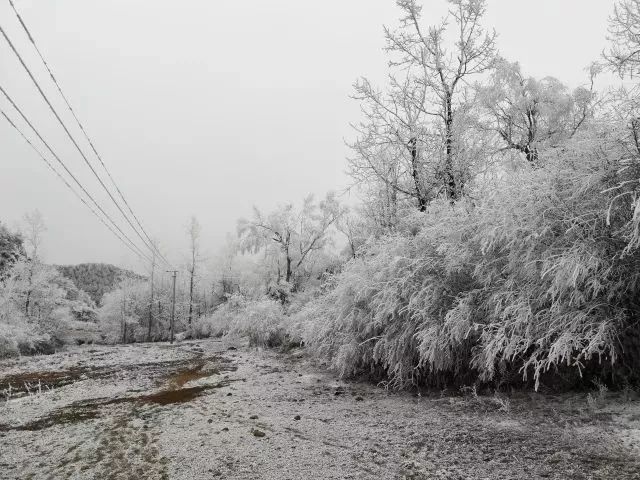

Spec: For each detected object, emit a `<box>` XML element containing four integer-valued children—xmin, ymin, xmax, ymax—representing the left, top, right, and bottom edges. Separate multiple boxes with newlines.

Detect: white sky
<box><xmin>0</xmin><ymin>0</ymin><xmax>618</xmax><ymax>272</ymax></box>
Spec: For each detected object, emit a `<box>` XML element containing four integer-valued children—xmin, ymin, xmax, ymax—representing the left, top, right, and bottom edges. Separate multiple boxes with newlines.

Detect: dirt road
<box><xmin>1</xmin><ymin>339</ymin><xmax>639</xmax><ymax>479</ymax></box>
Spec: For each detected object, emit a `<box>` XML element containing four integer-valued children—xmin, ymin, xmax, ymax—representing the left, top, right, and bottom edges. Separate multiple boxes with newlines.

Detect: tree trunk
<box><xmin>285</xmin><ymin>255</ymin><xmax>292</xmax><ymax>284</ymax></box>
<box><xmin>388</xmin><ymin>182</ymin><xmax>398</xmax><ymax>229</ymax></box>
<box><xmin>284</xmin><ymin>232</ymin><xmax>292</xmax><ymax>284</ymax></box>
<box><xmin>523</xmin><ymin>144</ymin><xmax>538</xmax><ymax>163</ymax></box>
<box><xmin>408</xmin><ymin>137</ymin><xmax>427</xmax><ymax>212</ymax></box>
<box><xmin>524</xmin><ymin>105</ymin><xmax>539</xmax><ymax>163</ymax></box>
<box><xmin>25</xmin><ymin>290</ymin><xmax>31</xmax><ymax>316</ymax></box>
<box><xmin>24</xmin><ymin>264</ymin><xmax>34</xmax><ymax>317</ymax></box>
<box><xmin>444</xmin><ymin>94</ymin><xmax>458</xmax><ymax>201</ymax></box>
<box><xmin>188</xmin><ymin>268</ymin><xmax>194</xmax><ymax>326</ymax></box>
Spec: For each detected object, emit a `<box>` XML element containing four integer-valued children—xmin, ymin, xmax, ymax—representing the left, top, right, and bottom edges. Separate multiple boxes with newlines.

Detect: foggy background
<box><xmin>0</xmin><ymin>0</ymin><xmax>615</xmax><ymax>270</ymax></box>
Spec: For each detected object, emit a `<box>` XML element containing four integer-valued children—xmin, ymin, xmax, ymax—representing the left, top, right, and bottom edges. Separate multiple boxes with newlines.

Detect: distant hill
<box><xmin>57</xmin><ymin>263</ymin><xmax>146</xmax><ymax>305</ymax></box>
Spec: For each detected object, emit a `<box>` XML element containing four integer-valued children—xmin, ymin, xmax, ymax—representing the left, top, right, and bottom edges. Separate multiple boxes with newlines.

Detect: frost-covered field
<box><xmin>1</xmin><ymin>339</ymin><xmax>640</xmax><ymax>479</ymax></box>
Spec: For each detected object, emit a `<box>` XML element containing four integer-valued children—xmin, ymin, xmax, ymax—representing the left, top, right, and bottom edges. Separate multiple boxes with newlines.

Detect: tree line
<box><xmin>199</xmin><ymin>0</ymin><xmax>640</xmax><ymax>391</ymax></box>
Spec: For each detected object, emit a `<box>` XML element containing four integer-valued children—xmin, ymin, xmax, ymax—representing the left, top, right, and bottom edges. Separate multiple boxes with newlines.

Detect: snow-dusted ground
<box><xmin>1</xmin><ymin>339</ymin><xmax>640</xmax><ymax>479</ymax></box>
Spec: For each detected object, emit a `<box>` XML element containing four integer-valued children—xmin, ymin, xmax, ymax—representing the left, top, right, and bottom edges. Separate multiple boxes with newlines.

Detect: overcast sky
<box><xmin>0</xmin><ymin>0</ymin><xmax>617</xmax><ymax>272</ymax></box>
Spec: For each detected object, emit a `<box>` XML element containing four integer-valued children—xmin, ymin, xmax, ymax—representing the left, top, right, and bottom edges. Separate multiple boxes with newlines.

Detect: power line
<box><xmin>0</xmin><ymin>22</ymin><xmax>168</xmax><ymax>267</ymax></box>
<box><xmin>0</xmin><ymin>84</ymin><xmax>154</xmax><ymax>265</ymax></box>
<box><xmin>1</xmin><ymin>108</ymin><xmax>153</xmax><ymax>265</ymax></box>
<box><xmin>7</xmin><ymin>0</ymin><xmax>171</xmax><ymax>268</ymax></box>
<box><xmin>0</xmin><ymin>20</ymin><xmax>162</xmax><ymax>264</ymax></box>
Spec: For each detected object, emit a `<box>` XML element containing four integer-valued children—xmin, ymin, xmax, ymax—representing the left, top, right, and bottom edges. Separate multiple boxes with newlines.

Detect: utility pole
<box><xmin>167</xmin><ymin>270</ymin><xmax>178</xmax><ymax>344</ymax></box>
<box><xmin>121</xmin><ymin>290</ymin><xmax>126</xmax><ymax>344</ymax></box>
<box><xmin>147</xmin><ymin>252</ymin><xmax>156</xmax><ymax>343</ymax></box>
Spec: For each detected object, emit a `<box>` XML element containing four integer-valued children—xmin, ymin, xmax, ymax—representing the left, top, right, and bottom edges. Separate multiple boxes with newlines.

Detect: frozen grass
<box><xmin>193</xmin><ymin>295</ymin><xmax>298</xmax><ymax>350</ymax></box>
<box><xmin>296</xmin><ymin>130</ymin><xmax>640</xmax><ymax>390</ymax></box>
<box><xmin>0</xmin><ymin>321</ymin><xmax>56</xmax><ymax>359</ymax></box>
<box><xmin>226</xmin><ymin>298</ymin><xmax>287</xmax><ymax>348</ymax></box>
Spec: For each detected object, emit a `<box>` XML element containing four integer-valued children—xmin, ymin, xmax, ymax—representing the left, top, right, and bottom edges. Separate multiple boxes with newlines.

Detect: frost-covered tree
<box><xmin>99</xmin><ymin>278</ymin><xmax>142</xmax><ymax>343</ymax></box>
<box><xmin>0</xmin><ymin>222</ymin><xmax>23</xmax><ymax>277</ymax></box>
<box><xmin>11</xmin><ymin>258</ymin><xmax>65</xmax><ymax>321</ymax></box>
<box><xmin>286</xmin><ymin>0</ymin><xmax>640</xmax><ymax>391</ymax></box>
<box><xmin>605</xmin><ymin>0</ymin><xmax>640</xmax><ymax>77</ymax></box>
<box><xmin>478</xmin><ymin>59</ymin><xmax>597</xmax><ymax>163</ymax></box>
<box><xmin>0</xmin><ymin>259</ymin><xmax>63</xmax><ymax>357</ymax></box>
<box><xmin>336</xmin><ymin>211</ymin><xmax>365</xmax><ymax>260</ymax></box>
<box><xmin>237</xmin><ymin>193</ymin><xmax>343</xmax><ymax>298</ymax></box>
<box><xmin>185</xmin><ymin>217</ymin><xmax>202</xmax><ymax>326</ymax></box>
<box><xmin>350</xmin><ymin>0</ymin><xmax>497</xmax><ymax>209</ymax></box>
<box><xmin>21</xmin><ymin>210</ymin><xmax>47</xmax><ymax>317</ymax></box>
<box><xmin>349</xmin><ymin>77</ymin><xmax>435</xmax><ymax>212</ymax></box>
<box><xmin>208</xmin><ymin>234</ymin><xmax>243</xmax><ymax>300</ymax></box>
<box><xmin>602</xmin><ymin>0</ymin><xmax>640</xmax><ymax>251</ymax></box>
<box><xmin>22</xmin><ymin>210</ymin><xmax>45</xmax><ymax>260</ymax></box>
<box><xmin>98</xmin><ymin>276</ymin><xmax>178</xmax><ymax>344</ymax></box>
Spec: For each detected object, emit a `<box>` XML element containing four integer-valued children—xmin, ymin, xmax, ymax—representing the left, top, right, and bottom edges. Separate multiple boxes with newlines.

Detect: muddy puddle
<box><xmin>164</xmin><ymin>360</ymin><xmax>218</xmax><ymax>388</ymax></box>
<box><xmin>0</xmin><ymin>354</ymin><xmax>235</xmax><ymax>400</ymax></box>
<box><xmin>143</xmin><ymin>359</ymin><xmax>228</xmax><ymax>405</ymax></box>
<box><xmin>0</xmin><ymin>356</ymin><xmax>236</xmax><ymax>432</ymax></box>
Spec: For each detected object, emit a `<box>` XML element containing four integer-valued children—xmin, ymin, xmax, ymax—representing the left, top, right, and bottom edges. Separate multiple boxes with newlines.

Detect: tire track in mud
<box><xmin>0</xmin><ymin>353</ymin><xmax>236</xmax><ymax>432</ymax></box>
<box><xmin>73</xmin><ymin>365</ymin><xmax>234</xmax><ymax>478</ymax></box>
<box><xmin>49</xmin><ymin>410</ymin><xmax>169</xmax><ymax>480</ymax></box>
<box><xmin>1</xmin><ymin>346</ymin><xmax>238</xmax><ymax>479</ymax></box>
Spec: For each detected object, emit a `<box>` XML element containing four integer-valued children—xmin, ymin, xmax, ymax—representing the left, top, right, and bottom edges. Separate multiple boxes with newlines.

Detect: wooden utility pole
<box><xmin>147</xmin><ymin>253</ymin><xmax>156</xmax><ymax>342</ymax></box>
<box><xmin>121</xmin><ymin>290</ymin><xmax>126</xmax><ymax>344</ymax></box>
<box><xmin>167</xmin><ymin>270</ymin><xmax>178</xmax><ymax>344</ymax></box>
